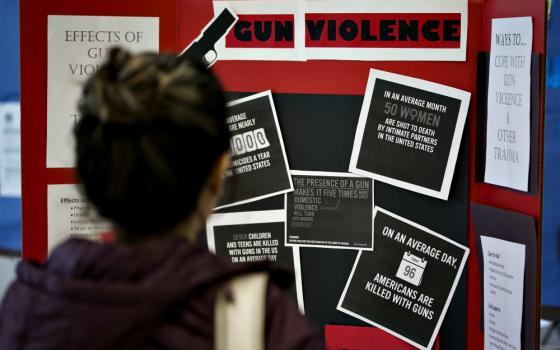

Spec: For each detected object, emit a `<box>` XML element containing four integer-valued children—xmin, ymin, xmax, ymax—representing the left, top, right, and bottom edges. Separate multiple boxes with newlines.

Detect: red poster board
<box><xmin>325</xmin><ymin>325</ymin><xmax>439</xmax><ymax>350</ymax></box>
<box><xmin>19</xmin><ymin>0</ymin><xmax>547</xmax><ymax>349</ymax></box>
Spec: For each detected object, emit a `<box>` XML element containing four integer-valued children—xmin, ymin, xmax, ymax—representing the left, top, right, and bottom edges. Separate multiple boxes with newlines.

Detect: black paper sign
<box><xmin>218</xmin><ymin>91</ymin><xmax>293</xmax><ymax>209</ymax></box>
<box><xmin>350</xmin><ymin>69</ymin><xmax>470</xmax><ymax>200</ymax></box>
<box><xmin>285</xmin><ymin>171</ymin><xmax>373</xmax><ymax>250</ymax></box>
<box><xmin>338</xmin><ymin>208</ymin><xmax>469</xmax><ymax>350</ymax></box>
<box><xmin>206</xmin><ymin>210</ymin><xmax>304</xmax><ymax>311</ymax></box>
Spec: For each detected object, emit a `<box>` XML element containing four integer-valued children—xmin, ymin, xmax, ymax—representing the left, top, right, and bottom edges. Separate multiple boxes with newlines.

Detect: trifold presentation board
<box><xmin>19</xmin><ymin>0</ymin><xmax>547</xmax><ymax>349</ymax></box>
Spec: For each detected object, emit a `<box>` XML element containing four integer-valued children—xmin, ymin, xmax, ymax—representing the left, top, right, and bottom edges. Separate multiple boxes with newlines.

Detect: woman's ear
<box><xmin>208</xmin><ymin>152</ymin><xmax>231</xmax><ymax>194</ymax></box>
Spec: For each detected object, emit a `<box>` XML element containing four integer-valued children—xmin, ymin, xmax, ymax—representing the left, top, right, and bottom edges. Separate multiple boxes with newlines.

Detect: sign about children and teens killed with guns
<box><xmin>212</xmin><ymin>0</ymin><xmax>467</xmax><ymax>61</ymax></box>
<box><xmin>349</xmin><ymin>69</ymin><xmax>471</xmax><ymax>200</ymax></box>
<box><xmin>47</xmin><ymin>15</ymin><xmax>159</xmax><ymax>168</ymax></box>
<box><xmin>338</xmin><ymin>207</ymin><xmax>469</xmax><ymax>350</ymax></box>
<box><xmin>217</xmin><ymin>91</ymin><xmax>293</xmax><ymax>209</ymax></box>
<box><xmin>285</xmin><ymin>170</ymin><xmax>374</xmax><ymax>250</ymax></box>
<box><xmin>206</xmin><ymin>210</ymin><xmax>305</xmax><ymax>313</ymax></box>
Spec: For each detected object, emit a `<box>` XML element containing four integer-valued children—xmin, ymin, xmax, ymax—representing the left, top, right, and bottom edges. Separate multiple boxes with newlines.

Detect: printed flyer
<box><xmin>47</xmin><ymin>15</ymin><xmax>159</xmax><ymax>168</ymax></box>
<box><xmin>218</xmin><ymin>91</ymin><xmax>293</xmax><ymax>209</ymax></box>
<box><xmin>349</xmin><ymin>69</ymin><xmax>470</xmax><ymax>200</ymax></box>
<box><xmin>0</xmin><ymin>102</ymin><xmax>21</xmax><ymax>197</ymax></box>
<box><xmin>285</xmin><ymin>170</ymin><xmax>373</xmax><ymax>250</ymax></box>
<box><xmin>481</xmin><ymin>236</ymin><xmax>525</xmax><ymax>350</ymax></box>
<box><xmin>47</xmin><ymin>184</ymin><xmax>111</xmax><ymax>253</ymax></box>
<box><xmin>484</xmin><ymin>17</ymin><xmax>533</xmax><ymax>191</ymax></box>
<box><xmin>471</xmin><ymin>203</ymin><xmax>537</xmax><ymax>350</ymax></box>
<box><xmin>338</xmin><ymin>208</ymin><xmax>469</xmax><ymax>350</ymax></box>
<box><xmin>206</xmin><ymin>210</ymin><xmax>304</xmax><ymax>313</ymax></box>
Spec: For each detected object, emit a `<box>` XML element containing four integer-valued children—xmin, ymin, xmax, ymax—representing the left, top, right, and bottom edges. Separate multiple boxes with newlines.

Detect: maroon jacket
<box><xmin>0</xmin><ymin>238</ymin><xmax>322</xmax><ymax>350</ymax></box>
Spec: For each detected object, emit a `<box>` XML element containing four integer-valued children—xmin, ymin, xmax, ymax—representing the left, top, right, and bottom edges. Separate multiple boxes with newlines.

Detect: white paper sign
<box><xmin>212</xmin><ymin>0</ymin><xmax>467</xmax><ymax>62</ymax></box>
<box><xmin>47</xmin><ymin>15</ymin><xmax>159</xmax><ymax>168</ymax></box>
<box><xmin>0</xmin><ymin>102</ymin><xmax>21</xmax><ymax>197</ymax></box>
<box><xmin>47</xmin><ymin>184</ymin><xmax>112</xmax><ymax>253</ymax></box>
<box><xmin>304</xmin><ymin>0</ymin><xmax>468</xmax><ymax>62</ymax></box>
<box><xmin>480</xmin><ymin>236</ymin><xmax>525</xmax><ymax>350</ymax></box>
<box><xmin>213</xmin><ymin>1</ymin><xmax>305</xmax><ymax>61</ymax></box>
<box><xmin>484</xmin><ymin>17</ymin><xmax>533</xmax><ymax>191</ymax></box>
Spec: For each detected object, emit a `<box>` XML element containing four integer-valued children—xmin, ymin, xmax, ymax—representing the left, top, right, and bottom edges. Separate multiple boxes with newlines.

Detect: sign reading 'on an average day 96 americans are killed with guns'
<box><xmin>338</xmin><ymin>208</ymin><xmax>469</xmax><ymax>350</ymax></box>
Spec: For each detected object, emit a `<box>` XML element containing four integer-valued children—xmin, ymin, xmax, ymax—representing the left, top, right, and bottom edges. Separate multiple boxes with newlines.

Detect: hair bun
<box><xmin>90</xmin><ymin>47</ymin><xmax>159</xmax><ymax>124</ymax></box>
<box><xmin>106</xmin><ymin>47</ymin><xmax>133</xmax><ymax>82</ymax></box>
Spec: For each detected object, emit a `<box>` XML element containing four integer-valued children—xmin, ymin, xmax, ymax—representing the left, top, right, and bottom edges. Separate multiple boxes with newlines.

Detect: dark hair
<box><xmin>75</xmin><ymin>47</ymin><xmax>230</xmax><ymax>239</ymax></box>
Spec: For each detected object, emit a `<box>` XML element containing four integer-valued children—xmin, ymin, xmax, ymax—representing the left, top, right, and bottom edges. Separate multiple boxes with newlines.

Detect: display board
<box><xmin>19</xmin><ymin>0</ymin><xmax>547</xmax><ymax>349</ymax></box>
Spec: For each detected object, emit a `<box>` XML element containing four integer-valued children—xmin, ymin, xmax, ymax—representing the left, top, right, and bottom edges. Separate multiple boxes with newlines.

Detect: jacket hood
<box><xmin>0</xmin><ymin>238</ymin><xmax>291</xmax><ymax>350</ymax></box>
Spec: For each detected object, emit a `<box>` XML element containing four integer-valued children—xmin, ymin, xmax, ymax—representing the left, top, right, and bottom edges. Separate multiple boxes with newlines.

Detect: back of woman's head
<box><xmin>75</xmin><ymin>47</ymin><xmax>229</xmax><ymax>239</ymax></box>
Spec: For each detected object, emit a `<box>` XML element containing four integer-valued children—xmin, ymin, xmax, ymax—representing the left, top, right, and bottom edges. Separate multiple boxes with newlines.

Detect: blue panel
<box><xmin>0</xmin><ymin>0</ymin><xmax>21</xmax><ymax>252</ymax></box>
<box><xmin>542</xmin><ymin>0</ymin><xmax>560</xmax><ymax>308</ymax></box>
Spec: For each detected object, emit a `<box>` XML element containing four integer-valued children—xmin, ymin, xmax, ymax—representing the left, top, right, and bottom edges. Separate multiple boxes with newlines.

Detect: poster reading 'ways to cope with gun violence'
<box><xmin>338</xmin><ymin>208</ymin><xmax>469</xmax><ymax>350</ymax></box>
<box><xmin>206</xmin><ymin>210</ymin><xmax>304</xmax><ymax>313</ymax></box>
<box><xmin>285</xmin><ymin>171</ymin><xmax>374</xmax><ymax>250</ymax></box>
<box><xmin>47</xmin><ymin>15</ymin><xmax>159</xmax><ymax>168</ymax></box>
<box><xmin>484</xmin><ymin>17</ymin><xmax>533</xmax><ymax>192</ymax></box>
<box><xmin>217</xmin><ymin>91</ymin><xmax>293</xmax><ymax>209</ymax></box>
<box><xmin>349</xmin><ymin>69</ymin><xmax>471</xmax><ymax>200</ymax></box>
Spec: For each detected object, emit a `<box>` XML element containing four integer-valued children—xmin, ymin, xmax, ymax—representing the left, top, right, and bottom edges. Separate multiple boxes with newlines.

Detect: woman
<box><xmin>0</xmin><ymin>48</ymin><xmax>320</xmax><ymax>349</ymax></box>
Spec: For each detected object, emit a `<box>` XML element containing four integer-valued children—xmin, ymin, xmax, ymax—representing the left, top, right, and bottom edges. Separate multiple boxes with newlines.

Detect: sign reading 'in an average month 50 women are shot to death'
<box><xmin>217</xmin><ymin>91</ymin><xmax>293</xmax><ymax>209</ymax></box>
<box><xmin>47</xmin><ymin>15</ymin><xmax>159</xmax><ymax>168</ymax></box>
<box><xmin>349</xmin><ymin>69</ymin><xmax>471</xmax><ymax>200</ymax></box>
<box><xmin>338</xmin><ymin>208</ymin><xmax>469</xmax><ymax>350</ymax></box>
